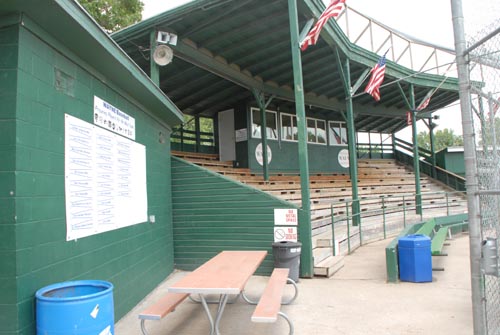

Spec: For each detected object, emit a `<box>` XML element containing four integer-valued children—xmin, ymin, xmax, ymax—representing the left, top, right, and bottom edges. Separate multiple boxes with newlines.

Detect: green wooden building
<box><xmin>113</xmin><ymin>0</ymin><xmax>460</xmax><ymax>280</ymax></box>
<box><xmin>435</xmin><ymin>146</ymin><xmax>465</xmax><ymax>177</ymax></box>
<box><xmin>0</xmin><ymin>0</ymin><xmax>183</xmax><ymax>333</ymax></box>
<box><xmin>0</xmin><ymin>0</ymin><xmax>462</xmax><ymax>333</ymax></box>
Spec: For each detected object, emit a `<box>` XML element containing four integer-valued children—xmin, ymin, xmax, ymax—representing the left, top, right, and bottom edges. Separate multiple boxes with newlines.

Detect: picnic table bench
<box><xmin>137</xmin><ymin>250</ymin><xmax>298</xmax><ymax>335</ymax></box>
<box><xmin>138</xmin><ymin>293</ymin><xmax>189</xmax><ymax>335</ymax></box>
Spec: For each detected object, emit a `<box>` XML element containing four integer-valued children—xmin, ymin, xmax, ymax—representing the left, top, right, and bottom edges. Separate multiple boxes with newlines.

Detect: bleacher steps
<box><xmin>314</xmin><ymin>255</ymin><xmax>345</xmax><ymax>277</ymax></box>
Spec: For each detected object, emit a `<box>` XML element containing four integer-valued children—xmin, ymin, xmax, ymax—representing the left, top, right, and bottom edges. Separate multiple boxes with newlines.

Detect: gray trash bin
<box><xmin>272</xmin><ymin>241</ymin><xmax>302</xmax><ymax>282</ymax></box>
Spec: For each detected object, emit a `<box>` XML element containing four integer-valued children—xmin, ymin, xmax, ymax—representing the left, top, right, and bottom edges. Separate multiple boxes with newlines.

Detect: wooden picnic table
<box><xmin>168</xmin><ymin>250</ymin><xmax>267</xmax><ymax>335</ymax></box>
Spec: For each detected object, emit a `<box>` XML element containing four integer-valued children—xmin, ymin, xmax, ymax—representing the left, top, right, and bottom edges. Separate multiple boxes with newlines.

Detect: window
<box><xmin>280</xmin><ymin>113</ymin><xmax>298</xmax><ymax>141</ymax></box>
<box><xmin>307</xmin><ymin>117</ymin><xmax>327</xmax><ymax>145</ymax></box>
<box><xmin>251</xmin><ymin>108</ymin><xmax>278</xmax><ymax>140</ymax></box>
<box><xmin>328</xmin><ymin>121</ymin><xmax>348</xmax><ymax>145</ymax></box>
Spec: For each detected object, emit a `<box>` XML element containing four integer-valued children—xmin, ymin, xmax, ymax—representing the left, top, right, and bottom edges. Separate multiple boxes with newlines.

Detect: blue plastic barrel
<box><xmin>36</xmin><ymin>280</ymin><xmax>114</xmax><ymax>335</ymax></box>
<box><xmin>398</xmin><ymin>234</ymin><xmax>432</xmax><ymax>282</ymax></box>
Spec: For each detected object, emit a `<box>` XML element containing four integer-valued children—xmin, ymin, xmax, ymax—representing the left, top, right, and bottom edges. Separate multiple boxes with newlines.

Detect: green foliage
<box><xmin>79</xmin><ymin>0</ymin><xmax>144</xmax><ymax>33</ymax></box>
<box><xmin>417</xmin><ymin>128</ymin><xmax>463</xmax><ymax>151</ymax></box>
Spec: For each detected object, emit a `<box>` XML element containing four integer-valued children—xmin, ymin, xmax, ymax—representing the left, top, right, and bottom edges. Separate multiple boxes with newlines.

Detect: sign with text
<box><xmin>274</xmin><ymin>208</ymin><xmax>298</xmax><ymax>226</ymax></box>
<box><xmin>94</xmin><ymin>96</ymin><xmax>136</xmax><ymax>140</ymax></box>
<box><xmin>274</xmin><ymin>226</ymin><xmax>298</xmax><ymax>242</ymax></box>
<box><xmin>65</xmin><ymin>114</ymin><xmax>147</xmax><ymax>241</ymax></box>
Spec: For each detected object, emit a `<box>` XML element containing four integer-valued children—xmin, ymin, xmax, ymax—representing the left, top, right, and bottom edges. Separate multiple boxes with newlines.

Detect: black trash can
<box><xmin>272</xmin><ymin>241</ymin><xmax>302</xmax><ymax>282</ymax></box>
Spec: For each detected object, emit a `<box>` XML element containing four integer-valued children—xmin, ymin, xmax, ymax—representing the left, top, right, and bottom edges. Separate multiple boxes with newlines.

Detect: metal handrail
<box><xmin>329</xmin><ymin>190</ymin><xmax>467</xmax><ymax>255</ymax></box>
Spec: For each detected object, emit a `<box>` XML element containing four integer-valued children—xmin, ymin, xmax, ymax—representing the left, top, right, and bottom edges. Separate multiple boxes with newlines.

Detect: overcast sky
<box><xmin>140</xmin><ymin>0</ymin><xmax>498</xmax><ymax>138</ymax></box>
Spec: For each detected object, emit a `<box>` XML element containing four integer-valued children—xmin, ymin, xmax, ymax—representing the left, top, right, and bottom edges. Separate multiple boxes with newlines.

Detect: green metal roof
<box><xmin>113</xmin><ymin>0</ymin><xmax>459</xmax><ymax>133</ymax></box>
<box><xmin>0</xmin><ymin>0</ymin><xmax>183</xmax><ymax>127</ymax></box>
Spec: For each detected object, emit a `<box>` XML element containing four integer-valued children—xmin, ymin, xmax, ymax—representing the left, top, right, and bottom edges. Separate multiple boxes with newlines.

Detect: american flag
<box><xmin>416</xmin><ymin>96</ymin><xmax>431</xmax><ymax>111</ymax></box>
<box><xmin>364</xmin><ymin>52</ymin><xmax>387</xmax><ymax>101</ymax></box>
<box><xmin>300</xmin><ymin>0</ymin><xmax>346</xmax><ymax>51</ymax></box>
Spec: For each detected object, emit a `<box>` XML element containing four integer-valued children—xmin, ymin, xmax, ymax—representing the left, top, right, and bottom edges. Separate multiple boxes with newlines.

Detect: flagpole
<box><xmin>288</xmin><ymin>0</ymin><xmax>313</xmax><ymax>278</ymax></box>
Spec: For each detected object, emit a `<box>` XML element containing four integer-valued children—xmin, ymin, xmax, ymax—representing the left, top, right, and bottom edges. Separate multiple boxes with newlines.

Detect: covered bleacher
<box><xmin>113</xmin><ymin>0</ymin><xmax>465</xmax><ymax>277</ymax></box>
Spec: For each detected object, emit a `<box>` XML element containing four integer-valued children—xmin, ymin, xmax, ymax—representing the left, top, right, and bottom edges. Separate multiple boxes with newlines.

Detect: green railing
<box><xmin>356</xmin><ymin>142</ymin><xmax>394</xmax><ymax>159</ymax></box>
<box><xmin>393</xmin><ymin>137</ymin><xmax>466</xmax><ymax>191</ymax></box>
<box><xmin>329</xmin><ymin>190</ymin><xmax>467</xmax><ymax>256</ymax></box>
<box><xmin>171</xmin><ymin>128</ymin><xmax>216</xmax><ymax>154</ymax></box>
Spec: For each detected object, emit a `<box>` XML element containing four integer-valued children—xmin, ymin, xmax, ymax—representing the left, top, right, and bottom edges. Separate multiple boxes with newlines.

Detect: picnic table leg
<box><xmin>199</xmin><ymin>294</ymin><xmax>229</xmax><ymax>335</ymax></box>
<box><xmin>214</xmin><ymin>294</ymin><xmax>229</xmax><ymax>334</ymax></box>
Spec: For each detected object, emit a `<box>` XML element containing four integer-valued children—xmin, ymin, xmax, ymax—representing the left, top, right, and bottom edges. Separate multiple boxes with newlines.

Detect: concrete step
<box><xmin>313</xmin><ymin>246</ymin><xmax>333</xmax><ymax>264</ymax></box>
<box><xmin>314</xmin><ymin>255</ymin><xmax>345</xmax><ymax>277</ymax></box>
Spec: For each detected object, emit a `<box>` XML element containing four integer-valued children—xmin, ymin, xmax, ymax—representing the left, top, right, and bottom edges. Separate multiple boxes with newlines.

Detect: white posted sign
<box><xmin>274</xmin><ymin>208</ymin><xmax>298</xmax><ymax>226</ymax></box>
<box><xmin>274</xmin><ymin>226</ymin><xmax>298</xmax><ymax>242</ymax></box>
<box><xmin>65</xmin><ymin>114</ymin><xmax>147</xmax><ymax>241</ymax></box>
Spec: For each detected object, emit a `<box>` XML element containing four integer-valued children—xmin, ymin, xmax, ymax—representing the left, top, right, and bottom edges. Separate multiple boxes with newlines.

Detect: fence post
<box><xmin>382</xmin><ymin>196</ymin><xmax>386</xmax><ymax>239</ymax></box>
<box><xmin>446</xmin><ymin>193</ymin><xmax>450</xmax><ymax>216</ymax></box>
<box><xmin>403</xmin><ymin>195</ymin><xmax>406</xmax><ymax>227</ymax></box>
<box><xmin>346</xmin><ymin>202</ymin><xmax>351</xmax><ymax>254</ymax></box>
<box><xmin>331</xmin><ymin>205</ymin><xmax>336</xmax><ymax>256</ymax></box>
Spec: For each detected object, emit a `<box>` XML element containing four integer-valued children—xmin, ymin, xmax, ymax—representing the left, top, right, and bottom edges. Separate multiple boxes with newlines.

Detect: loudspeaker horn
<box><xmin>153</xmin><ymin>45</ymin><xmax>173</xmax><ymax>66</ymax></box>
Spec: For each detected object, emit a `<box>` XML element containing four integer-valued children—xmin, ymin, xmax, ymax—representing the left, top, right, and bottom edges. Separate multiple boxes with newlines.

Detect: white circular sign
<box><xmin>255</xmin><ymin>143</ymin><xmax>272</xmax><ymax>166</ymax></box>
<box><xmin>338</xmin><ymin>149</ymin><xmax>349</xmax><ymax>168</ymax></box>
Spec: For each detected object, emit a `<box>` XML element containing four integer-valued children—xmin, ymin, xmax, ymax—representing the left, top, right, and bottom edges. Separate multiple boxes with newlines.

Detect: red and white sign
<box><xmin>274</xmin><ymin>226</ymin><xmax>298</xmax><ymax>242</ymax></box>
<box><xmin>274</xmin><ymin>208</ymin><xmax>298</xmax><ymax>226</ymax></box>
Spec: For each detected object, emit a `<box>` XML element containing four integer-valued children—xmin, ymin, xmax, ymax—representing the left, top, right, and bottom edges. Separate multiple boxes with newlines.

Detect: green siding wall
<box><xmin>0</xmin><ymin>22</ymin><xmax>176</xmax><ymax>334</ymax></box>
<box><xmin>0</xmin><ymin>24</ymin><xmax>19</xmax><ymax>335</ymax></box>
<box><xmin>171</xmin><ymin>157</ymin><xmax>300</xmax><ymax>275</ymax></box>
<box><xmin>246</xmin><ymin>138</ymin><xmax>349</xmax><ymax>173</ymax></box>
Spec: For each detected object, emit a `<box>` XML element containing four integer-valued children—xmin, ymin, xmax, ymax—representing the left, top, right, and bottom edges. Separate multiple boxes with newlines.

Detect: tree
<box><xmin>79</xmin><ymin>0</ymin><xmax>144</xmax><ymax>33</ymax></box>
<box><xmin>417</xmin><ymin>128</ymin><xmax>463</xmax><ymax>152</ymax></box>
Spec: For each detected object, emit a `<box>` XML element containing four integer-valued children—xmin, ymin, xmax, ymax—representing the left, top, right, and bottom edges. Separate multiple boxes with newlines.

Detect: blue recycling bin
<box><xmin>36</xmin><ymin>280</ymin><xmax>114</xmax><ymax>335</ymax></box>
<box><xmin>398</xmin><ymin>234</ymin><xmax>432</xmax><ymax>282</ymax></box>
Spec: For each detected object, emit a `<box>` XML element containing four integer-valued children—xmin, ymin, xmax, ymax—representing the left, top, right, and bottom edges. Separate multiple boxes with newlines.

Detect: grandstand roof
<box><xmin>113</xmin><ymin>0</ymin><xmax>459</xmax><ymax>133</ymax></box>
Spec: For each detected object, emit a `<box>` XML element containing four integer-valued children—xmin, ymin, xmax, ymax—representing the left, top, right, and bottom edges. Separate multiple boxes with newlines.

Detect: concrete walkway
<box><xmin>115</xmin><ymin>233</ymin><xmax>473</xmax><ymax>334</ymax></box>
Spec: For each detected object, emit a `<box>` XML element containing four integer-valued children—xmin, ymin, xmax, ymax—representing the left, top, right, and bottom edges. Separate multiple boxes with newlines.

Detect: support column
<box><xmin>429</xmin><ymin>118</ymin><xmax>437</xmax><ymax>178</ymax></box>
<box><xmin>149</xmin><ymin>30</ymin><xmax>160</xmax><ymax>86</ymax></box>
<box><xmin>451</xmin><ymin>1</ymin><xmax>485</xmax><ymax>332</ymax></box>
<box><xmin>410</xmin><ymin>84</ymin><xmax>422</xmax><ymax>215</ymax></box>
<box><xmin>195</xmin><ymin>115</ymin><xmax>201</xmax><ymax>153</ymax></box>
<box><xmin>287</xmin><ymin>0</ymin><xmax>313</xmax><ymax>278</ymax></box>
<box><xmin>252</xmin><ymin>89</ymin><xmax>274</xmax><ymax>181</ymax></box>
<box><xmin>345</xmin><ymin>60</ymin><xmax>361</xmax><ymax>225</ymax></box>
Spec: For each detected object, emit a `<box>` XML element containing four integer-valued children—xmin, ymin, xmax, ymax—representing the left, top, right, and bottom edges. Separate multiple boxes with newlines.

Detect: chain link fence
<box><xmin>467</xmin><ymin>16</ymin><xmax>500</xmax><ymax>335</ymax></box>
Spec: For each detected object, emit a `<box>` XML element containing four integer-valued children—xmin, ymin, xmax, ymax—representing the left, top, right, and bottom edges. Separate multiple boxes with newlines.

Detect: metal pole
<box><xmin>446</xmin><ymin>192</ymin><xmax>450</xmax><ymax>216</ymax></box>
<box><xmin>344</xmin><ymin>60</ymin><xmax>361</xmax><ymax>226</ymax></box>
<box><xmin>429</xmin><ymin>118</ymin><xmax>437</xmax><ymax>178</ymax></box>
<box><xmin>288</xmin><ymin>0</ymin><xmax>313</xmax><ymax>278</ymax></box>
<box><xmin>331</xmin><ymin>205</ymin><xmax>336</xmax><ymax>256</ymax></box>
<box><xmin>382</xmin><ymin>196</ymin><xmax>386</xmax><ymax>239</ymax></box>
<box><xmin>346</xmin><ymin>202</ymin><xmax>351</xmax><ymax>254</ymax></box>
<box><xmin>451</xmin><ymin>0</ymin><xmax>486</xmax><ymax>332</ymax></box>
<box><xmin>410</xmin><ymin>85</ymin><xmax>423</xmax><ymax>215</ymax></box>
<box><xmin>403</xmin><ymin>195</ymin><xmax>406</xmax><ymax>227</ymax></box>
<box><xmin>252</xmin><ymin>89</ymin><xmax>270</xmax><ymax>181</ymax></box>
<box><xmin>149</xmin><ymin>30</ymin><xmax>160</xmax><ymax>86</ymax></box>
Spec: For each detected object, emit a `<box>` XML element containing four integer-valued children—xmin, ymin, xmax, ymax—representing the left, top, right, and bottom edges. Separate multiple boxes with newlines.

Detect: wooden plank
<box><xmin>251</xmin><ymin>268</ymin><xmax>289</xmax><ymax>323</ymax></box>
<box><xmin>139</xmin><ymin>293</ymin><xmax>189</xmax><ymax>320</ymax></box>
<box><xmin>169</xmin><ymin>251</ymin><xmax>267</xmax><ymax>295</ymax></box>
<box><xmin>431</xmin><ymin>227</ymin><xmax>449</xmax><ymax>255</ymax></box>
<box><xmin>415</xmin><ymin>218</ymin><xmax>436</xmax><ymax>237</ymax></box>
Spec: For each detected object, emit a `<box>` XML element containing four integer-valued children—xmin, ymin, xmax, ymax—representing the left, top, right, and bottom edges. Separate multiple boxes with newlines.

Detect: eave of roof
<box><xmin>0</xmin><ymin>0</ymin><xmax>183</xmax><ymax>127</ymax></box>
<box><xmin>113</xmin><ymin>0</ymin><xmax>460</xmax><ymax>134</ymax></box>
